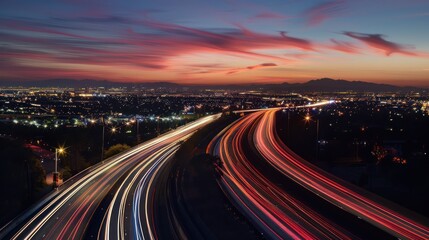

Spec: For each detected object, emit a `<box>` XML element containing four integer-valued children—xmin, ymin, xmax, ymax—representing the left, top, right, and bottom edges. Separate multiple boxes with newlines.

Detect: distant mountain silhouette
<box><xmin>264</xmin><ymin>78</ymin><xmax>420</xmax><ymax>92</ymax></box>
<box><xmin>0</xmin><ymin>78</ymin><xmax>425</xmax><ymax>92</ymax></box>
<box><xmin>219</xmin><ymin>78</ymin><xmax>424</xmax><ymax>92</ymax></box>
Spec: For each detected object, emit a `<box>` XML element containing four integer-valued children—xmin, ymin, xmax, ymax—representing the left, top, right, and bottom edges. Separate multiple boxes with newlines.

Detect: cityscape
<box><xmin>1</xmin><ymin>1</ymin><xmax>429</xmax><ymax>240</ymax></box>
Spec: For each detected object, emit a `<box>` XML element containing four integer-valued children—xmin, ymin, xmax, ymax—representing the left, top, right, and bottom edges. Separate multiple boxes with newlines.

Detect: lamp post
<box><xmin>101</xmin><ymin>116</ymin><xmax>105</xmax><ymax>162</ymax></box>
<box><xmin>100</xmin><ymin>116</ymin><xmax>118</xmax><ymax>161</ymax></box>
<box><xmin>53</xmin><ymin>147</ymin><xmax>64</xmax><ymax>188</ymax></box>
<box><xmin>305</xmin><ymin>114</ymin><xmax>320</xmax><ymax>161</ymax></box>
<box><xmin>156</xmin><ymin>116</ymin><xmax>160</xmax><ymax>136</ymax></box>
<box><xmin>136</xmin><ymin>115</ymin><xmax>140</xmax><ymax>143</ymax></box>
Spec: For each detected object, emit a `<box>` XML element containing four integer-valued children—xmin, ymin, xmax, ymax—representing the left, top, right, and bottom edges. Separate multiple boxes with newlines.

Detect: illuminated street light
<box><xmin>304</xmin><ymin>113</ymin><xmax>320</xmax><ymax>160</ymax></box>
<box><xmin>54</xmin><ymin>147</ymin><xmax>66</xmax><ymax>188</ymax></box>
<box><xmin>111</xmin><ymin>127</ymin><xmax>117</xmax><ymax>133</ymax></box>
<box><xmin>58</xmin><ymin>147</ymin><xmax>65</xmax><ymax>154</ymax></box>
<box><xmin>305</xmin><ymin>115</ymin><xmax>311</xmax><ymax>122</ymax></box>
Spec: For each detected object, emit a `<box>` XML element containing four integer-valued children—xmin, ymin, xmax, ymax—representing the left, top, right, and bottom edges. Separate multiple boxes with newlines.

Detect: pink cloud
<box><xmin>343</xmin><ymin>31</ymin><xmax>424</xmax><ymax>56</ymax></box>
<box><xmin>9</xmin><ymin>15</ymin><xmax>425</xmax><ymax>82</ymax></box>
<box><xmin>1</xmin><ymin>15</ymin><xmax>319</xmax><ymax>78</ymax></box>
<box><xmin>190</xmin><ymin>63</ymin><xmax>278</xmax><ymax>75</ymax></box>
<box><xmin>328</xmin><ymin>39</ymin><xmax>360</xmax><ymax>54</ymax></box>
<box><xmin>227</xmin><ymin>62</ymin><xmax>278</xmax><ymax>74</ymax></box>
<box><xmin>304</xmin><ymin>0</ymin><xmax>346</xmax><ymax>26</ymax></box>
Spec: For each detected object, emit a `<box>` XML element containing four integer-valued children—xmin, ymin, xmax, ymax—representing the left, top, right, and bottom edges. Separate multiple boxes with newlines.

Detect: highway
<box><xmin>209</xmin><ymin>108</ymin><xmax>429</xmax><ymax>239</ymax></box>
<box><xmin>0</xmin><ymin>114</ymin><xmax>220</xmax><ymax>240</ymax></box>
<box><xmin>208</xmin><ymin>111</ymin><xmax>355</xmax><ymax>239</ymax></box>
<box><xmin>3</xmin><ymin>105</ymin><xmax>428</xmax><ymax>240</ymax></box>
<box><xmin>99</xmin><ymin>142</ymin><xmax>181</xmax><ymax>240</ymax></box>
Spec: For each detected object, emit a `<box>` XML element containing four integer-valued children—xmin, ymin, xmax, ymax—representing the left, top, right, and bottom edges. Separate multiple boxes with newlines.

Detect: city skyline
<box><xmin>1</xmin><ymin>0</ymin><xmax>429</xmax><ymax>86</ymax></box>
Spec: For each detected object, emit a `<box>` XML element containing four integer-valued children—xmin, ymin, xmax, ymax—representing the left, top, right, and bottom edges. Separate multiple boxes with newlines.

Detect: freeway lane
<box><xmin>0</xmin><ymin>114</ymin><xmax>220</xmax><ymax>240</ymax></box>
<box><xmin>208</xmin><ymin>112</ymin><xmax>357</xmax><ymax>239</ymax></box>
<box><xmin>254</xmin><ymin>109</ymin><xmax>429</xmax><ymax>239</ymax></box>
<box><xmin>99</xmin><ymin>142</ymin><xmax>182</xmax><ymax>240</ymax></box>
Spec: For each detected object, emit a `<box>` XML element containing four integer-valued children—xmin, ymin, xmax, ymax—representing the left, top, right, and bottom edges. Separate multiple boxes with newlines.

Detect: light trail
<box><xmin>208</xmin><ymin>110</ymin><xmax>355</xmax><ymax>239</ymax></box>
<box><xmin>253</xmin><ymin>109</ymin><xmax>429</xmax><ymax>240</ymax></box>
<box><xmin>100</xmin><ymin>142</ymin><xmax>181</xmax><ymax>240</ymax></box>
<box><xmin>1</xmin><ymin>114</ymin><xmax>220</xmax><ymax>240</ymax></box>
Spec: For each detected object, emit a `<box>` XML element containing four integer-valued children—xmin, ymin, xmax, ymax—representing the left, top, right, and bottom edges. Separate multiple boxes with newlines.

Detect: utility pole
<box><xmin>101</xmin><ymin>116</ymin><xmax>105</xmax><ymax>162</ymax></box>
<box><xmin>305</xmin><ymin>114</ymin><xmax>320</xmax><ymax>161</ymax></box>
<box><xmin>156</xmin><ymin>116</ymin><xmax>160</xmax><ymax>136</ymax></box>
<box><xmin>136</xmin><ymin>115</ymin><xmax>140</xmax><ymax>143</ymax></box>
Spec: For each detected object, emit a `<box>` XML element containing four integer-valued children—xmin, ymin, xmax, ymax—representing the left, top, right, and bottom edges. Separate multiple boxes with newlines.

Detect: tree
<box><xmin>0</xmin><ymin>139</ymin><xmax>45</xmax><ymax>225</ymax></box>
<box><xmin>104</xmin><ymin>144</ymin><xmax>131</xmax><ymax>159</ymax></box>
<box><xmin>60</xmin><ymin>166</ymin><xmax>72</xmax><ymax>180</ymax></box>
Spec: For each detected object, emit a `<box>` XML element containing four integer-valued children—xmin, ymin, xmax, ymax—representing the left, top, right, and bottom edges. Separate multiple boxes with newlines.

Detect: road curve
<box><xmin>0</xmin><ymin>114</ymin><xmax>220</xmax><ymax>240</ymax></box>
<box><xmin>99</xmin><ymin>142</ymin><xmax>181</xmax><ymax>240</ymax></box>
<box><xmin>208</xmin><ymin>111</ymin><xmax>356</xmax><ymax>239</ymax></box>
<box><xmin>253</xmin><ymin>109</ymin><xmax>429</xmax><ymax>240</ymax></box>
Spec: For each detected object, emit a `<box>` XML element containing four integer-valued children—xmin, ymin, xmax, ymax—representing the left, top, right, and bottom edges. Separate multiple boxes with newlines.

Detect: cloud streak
<box><xmin>304</xmin><ymin>0</ymin><xmax>346</xmax><ymax>26</ymax></box>
<box><xmin>343</xmin><ymin>31</ymin><xmax>424</xmax><ymax>56</ymax></box>
<box><xmin>328</xmin><ymin>39</ymin><xmax>360</xmax><ymax>54</ymax></box>
<box><xmin>227</xmin><ymin>63</ymin><xmax>278</xmax><ymax>74</ymax></box>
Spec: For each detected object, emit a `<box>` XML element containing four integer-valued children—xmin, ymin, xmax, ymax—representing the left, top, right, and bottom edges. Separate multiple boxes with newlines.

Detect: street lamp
<box><xmin>53</xmin><ymin>147</ymin><xmax>65</xmax><ymax>188</ymax></box>
<box><xmin>304</xmin><ymin>114</ymin><xmax>320</xmax><ymax>160</ymax></box>
<box><xmin>305</xmin><ymin>115</ymin><xmax>311</xmax><ymax>122</ymax></box>
<box><xmin>156</xmin><ymin>116</ymin><xmax>160</xmax><ymax>136</ymax></box>
<box><xmin>101</xmin><ymin>116</ymin><xmax>105</xmax><ymax>162</ymax></box>
<box><xmin>135</xmin><ymin>115</ymin><xmax>140</xmax><ymax>143</ymax></box>
<box><xmin>100</xmin><ymin>116</ymin><xmax>118</xmax><ymax>162</ymax></box>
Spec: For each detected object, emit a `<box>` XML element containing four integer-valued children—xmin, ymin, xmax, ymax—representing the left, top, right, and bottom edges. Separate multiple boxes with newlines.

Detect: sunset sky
<box><xmin>1</xmin><ymin>0</ymin><xmax>429</xmax><ymax>86</ymax></box>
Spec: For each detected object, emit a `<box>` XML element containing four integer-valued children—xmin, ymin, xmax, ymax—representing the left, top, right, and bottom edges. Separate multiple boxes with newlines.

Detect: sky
<box><xmin>1</xmin><ymin>0</ymin><xmax>429</xmax><ymax>86</ymax></box>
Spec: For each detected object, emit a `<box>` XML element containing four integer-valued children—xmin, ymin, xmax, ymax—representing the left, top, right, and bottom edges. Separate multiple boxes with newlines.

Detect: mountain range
<box><xmin>0</xmin><ymin>78</ymin><xmax>425</xmax><ymax>92</ymax></box>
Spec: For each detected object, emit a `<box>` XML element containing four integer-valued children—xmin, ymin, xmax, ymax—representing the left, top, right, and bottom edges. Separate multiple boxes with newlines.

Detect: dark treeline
<box><xmin>277</xmin><ymin>103</ymin><xmax>429</xmax><ymax>217</ymax></box>
<box><xmin>0</xmin><ymin>118</ymin><xmax>190</xmax><ymax>177</ymax></box>
<box><xmin>0</xmin><ymin>138</ymin><xmax>45</xmax><ymax>226</ymax></box>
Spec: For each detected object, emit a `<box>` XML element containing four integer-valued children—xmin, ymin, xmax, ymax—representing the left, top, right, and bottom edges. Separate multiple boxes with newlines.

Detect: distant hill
<box><xmin>261</xmin><ymin>78</ymin><xmax>422</xmax><ymax>92</ymax></box>
<box><xmin>215</xmin><ymin>78</ymin><xmax>424</xmax><ymax>92</ymax></box>
<box><xmin>0</xmin><ymin>78</ymin><xmax>425</xmax><ymax>92</ymax></box>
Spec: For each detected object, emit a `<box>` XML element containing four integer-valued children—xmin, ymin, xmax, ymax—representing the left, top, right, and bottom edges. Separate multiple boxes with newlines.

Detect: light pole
<box><xmin>305</xmin><ymin>114</ymin><xmax>320</xmax><ymax>161</ymax></box>
<box><xmin>53</xmin><ymin>147</ymin><xmax>65</xmax><ymax>188</ymax></box>
<box><xmin>156</xmin><ymin>116</ymin><xmax>160</xmax><ymax>136</ymax></box>
<box><xmin>136</xmin><ymin>115</ymin><xmax>140</xmax><ymax>143</ymax></box>
<box><xmin>101</xmin><ymin>116</ymin><xmax>105</xmax><ymax>162</ymax></box>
